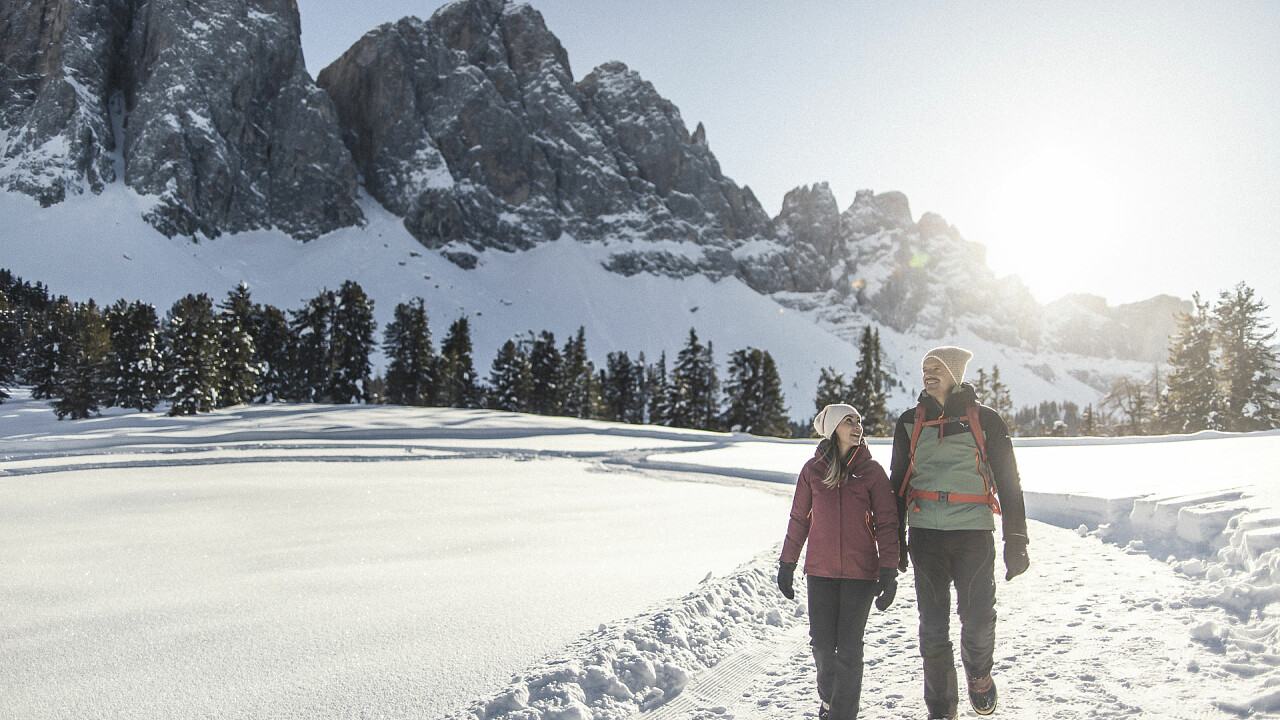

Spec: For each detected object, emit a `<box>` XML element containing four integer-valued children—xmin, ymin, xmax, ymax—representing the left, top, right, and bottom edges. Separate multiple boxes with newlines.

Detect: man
<box><xmin>890</xmin><ymin>346</ymin><xmax>1030</xmax><ymax>720</ymax></box>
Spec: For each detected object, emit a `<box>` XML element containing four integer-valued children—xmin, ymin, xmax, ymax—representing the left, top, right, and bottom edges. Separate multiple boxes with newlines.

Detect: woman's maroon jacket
<box><xmin>779</xmin><ymin>442</ymin><xmax>900</xmax><ymax>580</ymax></box>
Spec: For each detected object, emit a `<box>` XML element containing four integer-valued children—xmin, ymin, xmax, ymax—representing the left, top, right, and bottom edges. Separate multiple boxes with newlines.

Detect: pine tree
<box><xmin>1212</xmin><ymin>282</ymin><xmax>1280</xmax><ymax>431</ymax></box>
<box><xmin>850</xmin><ymin>326</ymin><xmax>889</xmax><ymax>435</ymax></box>
<box><xmin>560</xmin><ymin>327</ymin><xmax>597</xmax><ymax>419</ymax></box>
<box><xmin>216</xmin><ymin>284</ymin><xmax>262</xmax><ymax>407</ymax></box>
<box><xmin>51</xmin><ymin>301</ymin><xmax>112</xmax><ymax>420</ymax></box>
<box><xmin>603</xmin><ymin>351</ymin><xmax>640</xmax><ymax>423</ymax></box>
<box><xmin>988</xmin><ymin>366</ymin><xmax>1013</xmax><ymax>418</ymax></box>
<box><xmin>669</xmin><ymin>329</ymin><xmax>719</xmax><ymax>430</ymax></box>
<box><xmin>2</xmin><ymin>269</ymin><xmax>56</xmax><ymax>384</ymax></box>
<box><xmin>328</xmin><ymin>281</ymin><xmax>376</xmax><ymax>404</ymax></box>
<box><xmin>439</xmin><ymin>316</ymin><xmax>482</xmax><ymax>408</ymax></box>
<box><xmin>163</xmin><ymin>293</ymin><xmax>224</xmax><ymax>416</ymax></box>
<box><xmin>972</xmin><ymin>367</ymin><xmax>989</xmax><ymax>403</ymax></box>
<box><xmin>289</xmin><ymin>289</ymin><xmax>335</xmax><ymax>403</ymax></box>
<box><xmin>645</xmin><ymin>352</ymin><xmax>669</xmax><ymax>425</ymax></box>
<box><xmin>253</xmin><ymin>304</ymin><xmax>292</xmax><ymax>402</ymax></box>
<box><xmin>216</xmin><ymin>315</ymin><xmax>258</xmax><ymax>407</ymax></box>
<box><xmin>0</xmin><ymin>290</ymin><xmax>19</xmax><ymax>403</ymax></box>
<box><xmin>632</xmin><ymin>351</ymin><xmax>650</xmax><ymax>424</ymax></box>
<box><xmin>104</xmin><ymin>300</ymin><xmax>165</xmax><ymax>411</ymax></box>
<box><xmin>723</xmin><ymin>347</ymin><xmax>790</xmax><ymax>437</ymax></box>
<box><xmin>1081</xmin><ymin>404</ymin><xmax>1098</xmax><ymax>436</ymax></box>
<box><xmin>814</xmin><ymin>367</ymin><xmax>852</xmax><ymax>416</ymax></box>
<box><xmin>382</xmin><ymin>298</ymin><xmax>437</xmax><ymax>406</ymax></box>
<box><xmin>1062</xmin><ymin>402</ymin><xmax>1080</xmax><ymax>432</ymax></box>
<box><xmin>488</xmin><ymin>338</ymin><xmax>530</xmax><ymax>412</ymax></box>
<box><xmin>527</xmin><ymin>331</ymin><xmax>563</xmax><ymax>415</ymax></box>
<box><xmin>1157</xmin><ymin>296</ymin><xmax>1222</xmax><ymax>433</ymax></box>
<box><xmin>28</xmin><ymin>298</ymin><xmax>72</xmax><ymax>400</ymax></box>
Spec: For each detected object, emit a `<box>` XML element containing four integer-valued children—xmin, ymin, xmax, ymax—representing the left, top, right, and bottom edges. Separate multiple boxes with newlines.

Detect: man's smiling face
<box><xmin>922</xmin><ymin>357</ymin><xmax>956</xmax><ymax>396</ymax></box>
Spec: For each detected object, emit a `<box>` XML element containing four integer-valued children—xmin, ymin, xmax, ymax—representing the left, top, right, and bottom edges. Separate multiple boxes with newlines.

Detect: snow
<box><xmin>3</xmin><ymin>391</ymin><xmax>1280</xmax><ymax>718</ymax></box>
<box><xmin>1</xmin><ymin>392</ymin><xmax>789</xmax><ymax>719</ymax></box>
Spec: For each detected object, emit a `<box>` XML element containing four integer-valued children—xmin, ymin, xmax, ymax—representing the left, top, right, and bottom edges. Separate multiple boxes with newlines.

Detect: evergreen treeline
<box><xmin>21</xmin><ymin>268</ymin><xmax>1268</xmax><ymax>439</ymax></box>
<box><xmin>0</xmin><ymin>270</ymin><xmax>812</xmax><ymax>437</ymax></box>
<box><xmin>1106</xmin><ymin>282</ymin><xmax>1280</xmax><ymax>435</ymax></box>
<box><xmin>1007</xmin><ymin>282</ymin><xmax>1280</xmax><ymax>437</ymax></box>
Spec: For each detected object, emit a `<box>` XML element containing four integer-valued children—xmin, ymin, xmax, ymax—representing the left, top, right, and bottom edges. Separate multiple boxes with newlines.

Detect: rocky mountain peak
<box><xmin>0</xmin><ymin>0</ymin><xmax>362</xmax><ymax>239</ymax></box>
<box><xmin>842</xmin><ymin>188</ymin><xmax>914</xmax><ymax>236</ymax></box>
<box><xmin>776</xmin><ymin>183</ymin><xmax>841</xmax><ymax>257</ymax></box>
<box><xmin>691</xmin><ymin>122</ymin><xmax>707</xmax><ymax>147</ymax></box>
<box><xmin>318</xmin><ymin>1</ymin><xmax>771</xmax><ymax>264</ymax></box>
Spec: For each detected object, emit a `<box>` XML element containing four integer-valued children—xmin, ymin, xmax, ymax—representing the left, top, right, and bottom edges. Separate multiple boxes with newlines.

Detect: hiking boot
<box><xmin>818</xmin><ymin>701</ymin><xmax>830</xmax><ymax>720</ymax></box>
<box><xmin>968</xmin><ymin>674</ymin><xmax>998</xmax><ymax>715</ymax></box>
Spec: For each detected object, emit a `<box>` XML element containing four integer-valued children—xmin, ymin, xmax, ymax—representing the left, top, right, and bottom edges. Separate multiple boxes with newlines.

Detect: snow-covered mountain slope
<box><xmin>0</xmin><ymin>186</ymin><xmax>1150</xmax><ymax>415</ymax></box>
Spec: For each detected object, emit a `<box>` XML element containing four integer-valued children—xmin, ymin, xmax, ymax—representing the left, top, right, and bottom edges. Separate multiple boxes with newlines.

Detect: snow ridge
<box><xmin>446</xmin><ymin>553</ymin><xmax>802</xmax><ymax>720</ymax></box>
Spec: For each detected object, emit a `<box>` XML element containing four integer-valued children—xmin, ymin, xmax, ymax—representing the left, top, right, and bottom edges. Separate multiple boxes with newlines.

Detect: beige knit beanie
<box><xmin>813</xmin><ymin>403</ymin><xmax>859</xmax><ymax>438</ymax></box>
<box><xmin>923</xmin><ymin>346</ymin><xmax>973</xmax><ymax>386</ymax></box>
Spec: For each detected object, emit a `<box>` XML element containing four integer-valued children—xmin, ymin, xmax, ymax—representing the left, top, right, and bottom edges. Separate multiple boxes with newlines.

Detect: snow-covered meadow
<box><xmin>3</xmin><ymin>393</ymin><xmax>1279</xmax><ymax>719</ymax></box>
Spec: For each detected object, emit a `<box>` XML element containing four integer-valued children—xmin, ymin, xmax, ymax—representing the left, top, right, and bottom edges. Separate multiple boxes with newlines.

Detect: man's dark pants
<box><xmin>807</xmin><ymin>576</ymin><xmax>876</xmax><ymax>720</ymax></box>
<box><xmin>908</xmin><ymin>528</ymin><xmax>997</xmax><ymax>718</ymax></box>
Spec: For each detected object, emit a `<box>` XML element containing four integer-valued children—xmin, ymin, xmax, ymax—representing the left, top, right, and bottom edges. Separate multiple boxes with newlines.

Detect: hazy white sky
<box><xmin>296</xmin><ymin>1</ymin><xmax>1280</xmax><ymax>316</ymax></box>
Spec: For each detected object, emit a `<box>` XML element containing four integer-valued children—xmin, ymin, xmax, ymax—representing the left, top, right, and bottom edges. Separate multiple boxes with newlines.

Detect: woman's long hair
<box><xmin>821</xmin><ymin>439</ymin><xmax>861</xmax><ymax>489</ymax></box>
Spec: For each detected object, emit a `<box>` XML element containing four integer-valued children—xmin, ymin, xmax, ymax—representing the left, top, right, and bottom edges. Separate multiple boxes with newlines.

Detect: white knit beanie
<box><xmin>923</xmin><ymin>345</ymin><xmax>973</xmax><ymax>385</ymax></box>
<box><xmin>813</xmin><ymin>403</ymin><xmax>859</xmax><ymax>439</ymax></box>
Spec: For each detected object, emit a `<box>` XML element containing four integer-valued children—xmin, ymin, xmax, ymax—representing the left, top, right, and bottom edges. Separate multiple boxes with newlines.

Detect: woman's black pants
<box><xmin>807</xmin><ymin>575</ymin><xmax>876</xmax><ymax>720</ymax></box>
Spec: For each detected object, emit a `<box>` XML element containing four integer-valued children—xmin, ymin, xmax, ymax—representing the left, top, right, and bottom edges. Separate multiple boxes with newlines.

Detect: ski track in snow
<box><xmin>2</xmin><ymin>396</ymin><xmax>1279</xmax><ymax>719</ymax></box>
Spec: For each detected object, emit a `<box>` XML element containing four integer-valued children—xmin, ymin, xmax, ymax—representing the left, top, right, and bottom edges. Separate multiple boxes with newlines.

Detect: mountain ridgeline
<box><xmin>0</xmin><ymin>0</ymin><xmax>1184</xmax><ymax>363</ymax></box>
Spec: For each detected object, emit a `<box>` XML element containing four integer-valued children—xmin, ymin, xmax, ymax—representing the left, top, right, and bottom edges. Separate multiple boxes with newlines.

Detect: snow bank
<box><xmin>1012</xmin><ymin>435</ymin><xmax>1280</xmax><ymax>717</ymax></box>
<box><xmin>445</xmin><ymin>552</ymin><xmax>803</xmax><ymax>720</ymax></box>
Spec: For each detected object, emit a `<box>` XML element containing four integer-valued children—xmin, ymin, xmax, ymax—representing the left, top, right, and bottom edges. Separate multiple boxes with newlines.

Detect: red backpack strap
<box><xmin>966</xmin><ymin>402</ymin><xmax>988</xmax><ymax>461</ymax></box>
<box><xmin>909</xmin><ymin>404</ymin><xmax>926</xmax><ymax>456</ymax></box>
<box><xmin>965</xmin><ymin>401</ymin><xmax>1002</xmax><ymax>515</ymax></box>
<box><xmin>900</xmin><ymin>404</ymin><xmax>926</xmax><ymax>507</ymax></box>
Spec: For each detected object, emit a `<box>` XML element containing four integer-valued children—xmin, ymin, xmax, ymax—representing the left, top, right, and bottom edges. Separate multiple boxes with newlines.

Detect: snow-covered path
<box><xmin>647</xmin><ymin>520</ymin><xmax>1235</xmax><ymax>720</ymax></box>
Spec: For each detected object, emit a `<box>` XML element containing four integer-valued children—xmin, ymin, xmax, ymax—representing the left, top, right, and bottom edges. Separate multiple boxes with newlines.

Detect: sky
<box><xmin>294</xmin><ymin>0</ymin><xmax>1280</xmax><ymax>315</ymax></box>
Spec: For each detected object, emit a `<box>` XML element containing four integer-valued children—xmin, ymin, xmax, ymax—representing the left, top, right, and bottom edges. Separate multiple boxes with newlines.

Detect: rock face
<box><xmin>317</xmin><ymin>0</ymin><xmax>770</xmax><ymax>264</ymax></box>
<box><xmin>1046</xmin><ymin>293</ymin><xmax>1189</xmax><ymax>362</ymax></box>
<box><xmin>123</xmin><ymin>0</ymin><xmax>362</xmax><ymax>239</ymax></box>
<box><xmin>747</xmin><ymin>185</ymin><xmax>1045</xmax><ymax>345</ymax></box>
<box><xmin>0</xmin><ymin>0</ymin><xmax>130</xmax><ymax>205</ymax></box>
<box><xmin>0</xmin><ymin>0</ymin><xmax>362</xmax><ymax>239</ymax></box>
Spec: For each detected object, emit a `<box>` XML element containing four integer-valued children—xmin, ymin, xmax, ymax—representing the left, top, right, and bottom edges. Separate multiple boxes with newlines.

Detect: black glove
<box><xmin>874</xmin><ymin>567</ymin><xmax>897</xmax><ymax>611</ymax></box>
<box><xmin>777</xmin><ymin>562</ymin><xmax>797</xmax><ymax>600</ymax></box>
<box><xmin>1004</xmin><ymin>534</ymin><xmax>1030</xmax><ymax>580</ymax></box>
<box><xmin>898</xmin><ymin>540</ymin><xmax>910</xmax><ymax>573</ymax></box>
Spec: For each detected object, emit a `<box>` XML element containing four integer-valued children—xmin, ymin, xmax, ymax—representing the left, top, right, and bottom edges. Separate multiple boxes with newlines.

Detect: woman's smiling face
<box><xmin>833</xmin><ymin>412</ymin><xmax>863</xmax><ymax>448</ymax></box>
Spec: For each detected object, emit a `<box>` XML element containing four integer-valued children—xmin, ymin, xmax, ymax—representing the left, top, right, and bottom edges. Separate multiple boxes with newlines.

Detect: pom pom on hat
<box><xmin>813</xmin><ymin>403</ymin><xmax>859</xmax><ymax>439</ymax></box>
<box><xmin>923</xmin><ymin>345</ymin><xmax>973</xmax><ymax>385</ymax></box>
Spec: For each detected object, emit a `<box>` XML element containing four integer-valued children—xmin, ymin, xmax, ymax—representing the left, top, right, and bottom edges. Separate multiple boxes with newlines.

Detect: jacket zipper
<box><xmin>837</xmin><ymin>482</ymin><xmax>844</xmax><ymax>576</ymax></box>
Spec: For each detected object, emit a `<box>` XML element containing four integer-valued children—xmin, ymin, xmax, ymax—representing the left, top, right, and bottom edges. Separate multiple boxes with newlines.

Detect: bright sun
<box><xmin>973</xmin><ymin>140</ymin><xmax>1139</xmax><ymax>299</ymax></box>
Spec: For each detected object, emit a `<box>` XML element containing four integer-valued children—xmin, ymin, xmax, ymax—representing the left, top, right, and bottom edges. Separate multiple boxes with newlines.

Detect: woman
<box><xmin>777</xmin><ymin>403</ymin><xmax>900</xmax><ymax>720</ymax></box>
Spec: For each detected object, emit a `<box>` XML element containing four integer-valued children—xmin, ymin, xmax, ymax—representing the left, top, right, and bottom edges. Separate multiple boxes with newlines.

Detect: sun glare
<box><xmin>972</xmin><ymin>139</ymin><xmax>1140</xmax><ymax>298</ymax></box>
